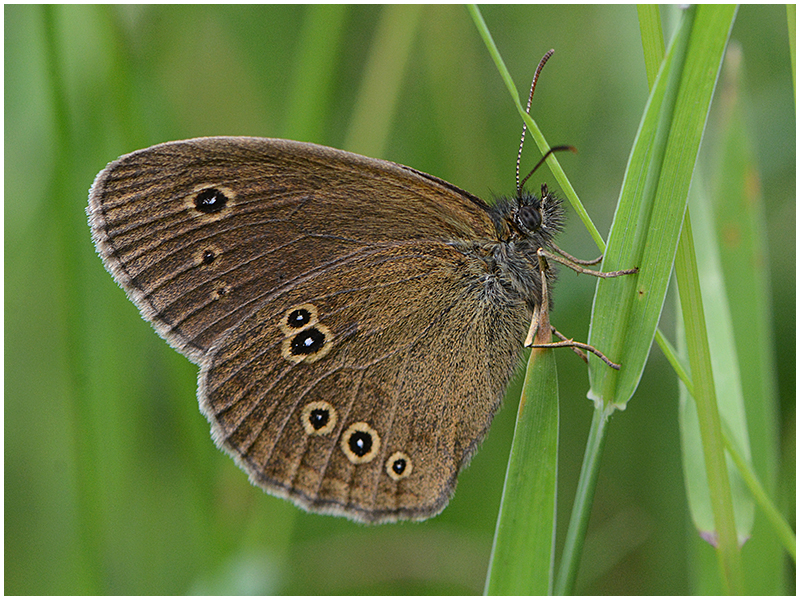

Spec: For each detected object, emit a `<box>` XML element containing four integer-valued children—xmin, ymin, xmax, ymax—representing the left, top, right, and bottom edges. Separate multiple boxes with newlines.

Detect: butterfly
<box><xmin>88</xmin><ymin>52</ymin><xmax>634</xmax><ymax>523</ymax></box>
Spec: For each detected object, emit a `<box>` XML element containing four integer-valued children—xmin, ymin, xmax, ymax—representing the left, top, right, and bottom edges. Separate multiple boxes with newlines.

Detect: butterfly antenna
<box><xmin>516</xmin><ymin>49</ymin><xmax>555</xmax><ymax>198</ymax></box>
<box><xmin>518</xmin><ymin>145</ymin><xmax>577</xmax><ymax>191</ymax></box>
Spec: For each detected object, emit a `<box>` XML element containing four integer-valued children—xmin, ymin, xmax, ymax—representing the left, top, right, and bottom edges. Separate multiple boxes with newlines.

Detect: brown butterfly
<box><xmin>87</xmin><ymin>52</ymin><xmax>634</xmax><ymax>523</ymax></box>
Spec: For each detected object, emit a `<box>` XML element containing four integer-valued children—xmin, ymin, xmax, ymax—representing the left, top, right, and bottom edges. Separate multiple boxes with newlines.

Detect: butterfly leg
<box><xmin>524</xmin><ymin>248</ymin><xmax>623</xmax><ymax>370</ymax></box>
<box><xmin>542</xmin><ymin>243</ymin><xmax>638</xmax><ymax>278</ymax></box>
<box><xmin>530</xmin><ymin>327</ymin><xmax>622</xmax><ymax>370</ymax></box>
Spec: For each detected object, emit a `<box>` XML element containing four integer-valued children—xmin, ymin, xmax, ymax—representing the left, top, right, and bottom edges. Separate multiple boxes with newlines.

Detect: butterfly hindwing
<box><xmin>200</xmin><ymin>242</ymin><xmax>529</xmax><ymax>522</ymax></box>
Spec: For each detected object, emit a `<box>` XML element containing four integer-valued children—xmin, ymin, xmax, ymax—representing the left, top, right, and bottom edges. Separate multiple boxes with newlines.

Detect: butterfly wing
<box><xmin>88</xmin><ymin>137</ymin><xmax>494</xmax><ymax>363</ymax></box>
<box><xmin>88</xmin><ymin>137</ymin><xmax>529</xmax><ymax>522</ymax></box>
<box><xmin>202</xmin><ymin>240</ymin><xmax>529</xmax><ymax>522</ymax></box>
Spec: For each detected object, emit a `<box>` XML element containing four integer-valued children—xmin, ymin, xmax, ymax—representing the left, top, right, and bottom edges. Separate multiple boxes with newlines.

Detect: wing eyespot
<box><xmin>340</xmin><ymin>422</ymin><xmax>380</xmax><ymax>464</ymax></box>
<box><xmin>187</xmin><ymin>185</ymin><xmax>235</xmax><ymax>220</ymax></box>
<box><xmin>300</xmin><ymin>400</ymin><xmax>338</xmax><ymax>436</ymax></box>
<box><xmin>385</xmin><ymin>451</ymin><xmax>413</xmax><ymax>480</ymax></box>
<box><xmin>279</xmin><ymin>303</ymin><xmax>332</xmax><ymax>363</ymax></box>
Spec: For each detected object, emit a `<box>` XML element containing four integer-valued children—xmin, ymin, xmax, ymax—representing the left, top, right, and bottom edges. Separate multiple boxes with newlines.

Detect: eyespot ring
<box><xmin>300</xmin><ymin>400</ymin><xmax>338</xmax><ymax>436</ymax></box>
<box><xmin>279</xmin><ymin>303</ymin><xmax>320</xmax><ymax>335</ymax></box>
<box><xmin>385</xmin><ymin>451</ymin><xmax>412</xmax><ymax>481</ymax></box>
<box><xmin>281</xmin><ymin>324</ymin><xmax>333</xmax><ymax>363</ymax></box>
<box><xmin>187</xmin><ymin>185</ymin><xmax>236</xmax><ymax>219</ymax></box>
<box><xmin>340</xmin><ymin>422</ymin><xmax>380</xmax><ymax>464</ymax></box>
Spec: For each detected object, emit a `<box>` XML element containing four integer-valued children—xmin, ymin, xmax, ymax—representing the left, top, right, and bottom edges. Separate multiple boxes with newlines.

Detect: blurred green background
<box><xmin>5</xmin><ymin>5</ymin><xmax>794</xmax><ymax>594</ymax></box>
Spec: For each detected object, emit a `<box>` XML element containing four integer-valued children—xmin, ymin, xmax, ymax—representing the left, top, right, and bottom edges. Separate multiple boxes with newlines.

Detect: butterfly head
<box><xmin>492</xmin><ymin>182</ymin><xmax>564</xmax><ymax>248</ymax></box>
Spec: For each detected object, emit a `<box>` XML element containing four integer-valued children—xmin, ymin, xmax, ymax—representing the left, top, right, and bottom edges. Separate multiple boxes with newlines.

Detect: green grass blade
<box><xmin>484</xmin><ymin>348</ymin><xmax>559</xmax><ymax>595</ymax></box>
<box><xmin>683</xmin><ymin>174</ymin><xmax>755</xmax><ymax>544</ymax></box>
<box><xmin>643</xmin><ymin>5</ymin><xmax>788</xmax><ymax>588</ymax></box>
<box><xmin>788</xmin><ymin>5</ymin><xmax>796</xmax><ymax>100</ymax></box>
<box><xmin>707</xmin><ymin>45</ymin><xmax>790</xmax><ymax>589</ymax></box>
<box><xmin>676</xmin><ymin>214</ymin><xmax>744</xmax><ymax>594</ymax></box>
<box><xmin>587</xmin><ymin>5</ymin><xmax>737</xmax><ymax>409</ymax></box>
<box><xmin>637</xmin><ymin>4</ymin><xmax>665</xmax><ymax>90</ymax></box>
<box><xmin>587</xmin><ymin>5</ymin><xmax>694</xmax><ymax>406</ymax></box>
<box><xmin>553</xmin><ymin>407</ymin><xmax>609</xmax><ymax>595</ymax></box>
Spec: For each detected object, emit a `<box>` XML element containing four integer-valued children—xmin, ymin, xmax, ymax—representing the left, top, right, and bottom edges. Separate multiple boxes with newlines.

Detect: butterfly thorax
<box><xmin>445</xmin><ymin>185</ymin><xmax>564</xmax><ymax>318</ymax></box>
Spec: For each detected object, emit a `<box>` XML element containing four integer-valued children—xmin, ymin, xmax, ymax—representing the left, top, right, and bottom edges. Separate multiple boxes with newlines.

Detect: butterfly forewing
<box><xmin>89</xmin><ymin>137</ymin><xmax>496</xmax><ymax>363</ymax></box>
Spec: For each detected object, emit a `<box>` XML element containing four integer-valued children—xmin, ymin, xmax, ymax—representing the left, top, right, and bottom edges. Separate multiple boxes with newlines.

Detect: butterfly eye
<box><xmin>293</xmin><ymin>328</ymin><xmax>323</xmax><ymax>352</ymax></box>
<box><xmin>187</xmin><ymin>185</ymin><xmax>235</xmax><ymax>219</ymax></box>
<box><xmin>516</xmin><ymin>204</ymin><xmax>542</xmax><ymax>233</ymax></box>
<box><xmin>287</xmin><ymin>308</ymin><xmax>312</xmax><ymax>328</ymax></box>
<box><xmin>290</xmin><ymin>327</ymin><xmax>326</xmax><ymax>354</ymax></box>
